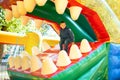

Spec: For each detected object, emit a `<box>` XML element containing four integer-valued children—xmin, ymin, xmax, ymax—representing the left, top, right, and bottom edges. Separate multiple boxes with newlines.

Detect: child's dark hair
<box><xmin>60</xmin><ymin>21</ymin><xmax>65</xmax><ymax>24</ymax></box>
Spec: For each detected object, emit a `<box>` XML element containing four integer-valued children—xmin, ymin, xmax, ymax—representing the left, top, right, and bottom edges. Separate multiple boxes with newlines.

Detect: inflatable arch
<box><xmin>0</xmin><ymin>0</ymin><xmax>111</xmax><ymax>80</ymax></box>
<box><xmin>27</xmin><ymin>0</ymin><xmax>109</xmax><ymax>42</ymax></box>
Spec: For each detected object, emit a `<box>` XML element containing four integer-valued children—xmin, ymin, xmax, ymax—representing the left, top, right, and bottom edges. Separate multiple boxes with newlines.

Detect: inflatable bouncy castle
<box><xmin>0</xmin><ymin>0</ymin><xmax>120</xmax><ymax>80</ymax></box>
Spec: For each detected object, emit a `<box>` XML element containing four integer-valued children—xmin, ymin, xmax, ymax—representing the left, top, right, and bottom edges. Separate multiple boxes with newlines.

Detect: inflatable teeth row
<box><xmin>4</xmin><ymin>0</ymin><xmax>82</xmax><ymax>22</ymax></box>
<box><xmin>8</xmin><ymin>39</ymin><xmax>92</xmax><ymax>75</ymax></box>
<box><xmin>7</xmin><ymin>41</ymin><xmax>108</xmax><ymax>80</ymax></box>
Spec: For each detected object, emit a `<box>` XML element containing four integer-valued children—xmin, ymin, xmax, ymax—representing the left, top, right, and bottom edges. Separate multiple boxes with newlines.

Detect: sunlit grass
<box><xmin>80</xmin><ymin>0</ymin><xmax>120</xmax><ymax>43</ymax></box>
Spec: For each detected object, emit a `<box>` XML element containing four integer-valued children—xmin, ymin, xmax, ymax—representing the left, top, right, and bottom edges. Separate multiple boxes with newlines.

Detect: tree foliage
<box><xmin>0</xmin><ymin>7</ymin><xmax>6</xmax><ymax>30</ymax></box>
<box><xmin>0</xmin><ymin>7</ymin><xmax>37</xmax><ymax>34</ymax></box>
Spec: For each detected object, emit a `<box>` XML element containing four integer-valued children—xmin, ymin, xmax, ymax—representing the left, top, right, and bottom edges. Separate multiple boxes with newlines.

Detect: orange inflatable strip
<box><xmin>0</xmin><ymin>31</ymin><xmax>26</xmax><ymax>45</ymax></box>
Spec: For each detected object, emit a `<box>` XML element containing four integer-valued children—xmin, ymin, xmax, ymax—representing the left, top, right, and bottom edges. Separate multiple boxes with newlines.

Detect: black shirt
<box><xmin>60</xmin><ymin>27</ymin><xmax>74</xmax><ymax>42</ymax></box>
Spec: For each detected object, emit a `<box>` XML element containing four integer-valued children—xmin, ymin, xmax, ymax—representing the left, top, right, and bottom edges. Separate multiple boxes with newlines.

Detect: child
<box><xmin>59</xmin><ymin>21</ymin><xmax>74</xmax><ymax>53</ymax></box>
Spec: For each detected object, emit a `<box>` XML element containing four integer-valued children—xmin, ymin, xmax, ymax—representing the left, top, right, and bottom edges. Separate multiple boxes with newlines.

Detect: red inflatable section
<box><xmin>68</xmin><ymin>0</ymin><xmax>110</xmax><ymax>41</ymax></box>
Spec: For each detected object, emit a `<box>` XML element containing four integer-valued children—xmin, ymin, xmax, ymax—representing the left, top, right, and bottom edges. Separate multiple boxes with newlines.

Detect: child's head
<box><xmin>60</xmin><ymin>21</ymin><xmax>66</xmax><ymax>29</ymax></box>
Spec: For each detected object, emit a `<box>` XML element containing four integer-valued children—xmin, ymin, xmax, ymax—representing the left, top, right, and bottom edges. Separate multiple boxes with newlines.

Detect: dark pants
<box><xmin>60</xmin><ymin>39</ymin><xmax>72</xmax><ymax>52</ymax></box>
